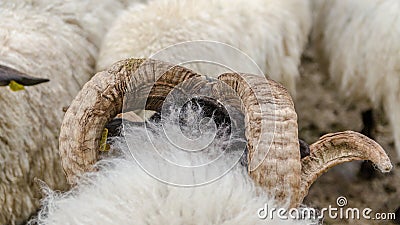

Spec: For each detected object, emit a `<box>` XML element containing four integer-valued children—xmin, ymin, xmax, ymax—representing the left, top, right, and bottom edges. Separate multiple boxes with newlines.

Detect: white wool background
<box><xmin>1</xmin><ymin>0</ymin><xmax>136</xmax><ymax>47</ymax></box>
<box><xmin>97</xmin><ymin>0</ymin><xmax>311</xmax><ymax>95</ymax></box>
<box><xmin>0</xmin><ymin>3</ymin><xmax>96</xmax><ymax>223</ymax></box>
<box><xmin>0</xmin><ymin>1</ymin><xmax>141</xmax><ymax>223</ymax></box>
<box><xmin>32</xmin><ymin>112</ymin><xmax>315</xmax><ymax>225</ymax></box>
<box><xmin>311</xmin><ymin>0</ymin><xmax>400</xmax><ymax>157</ymax></box>
<box><xmin>33</xmin><ymin>158</ymin><xmax>313</xmax><ymax>225</ymax></box>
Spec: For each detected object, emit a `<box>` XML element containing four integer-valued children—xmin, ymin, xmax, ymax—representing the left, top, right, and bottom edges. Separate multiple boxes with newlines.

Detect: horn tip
<box><xmin>378</xmin><ymin>160</ymin><xmax>393</xmax><ymax>173</ymax></box>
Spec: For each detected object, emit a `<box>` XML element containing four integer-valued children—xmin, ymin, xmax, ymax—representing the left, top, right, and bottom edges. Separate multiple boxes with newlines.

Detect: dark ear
<box><xmin>0</xmin><ymin>64</ymin><xmax>49</xmax><ymax>86</ymax></box>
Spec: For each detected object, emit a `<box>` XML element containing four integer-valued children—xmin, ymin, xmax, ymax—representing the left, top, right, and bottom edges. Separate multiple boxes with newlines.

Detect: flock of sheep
<box><xmin>0</xmin><ymin>0</ymin><xmax>399</xmax><ymax>224</ymax></box>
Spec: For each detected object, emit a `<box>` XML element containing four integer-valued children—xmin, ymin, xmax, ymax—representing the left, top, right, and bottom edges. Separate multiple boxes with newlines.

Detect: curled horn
<box><xmin>217</xmin><ymin>74</ymin><xmax>392</xmax><ymax>208</ymax></box>
<box><xmin>59</xmin><ymin>58</ymin><xmax>202</xmax><ymax>184</ymax></box>
<box><xmin>60</xmin><ymin>59</ymin><xmax>303</xmax><ymax>206</ymax></box>
<box><xmin>299</xmin><ymin>131</ymin><xmax>393</xmax><ymax>202</ymax></box>
<box><xmin>217</xmin><ymin>73</ymin><xmax>302</xmax><ymax>208</ymax></box>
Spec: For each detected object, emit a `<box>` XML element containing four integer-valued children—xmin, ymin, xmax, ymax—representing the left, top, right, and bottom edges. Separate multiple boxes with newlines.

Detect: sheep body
<box><xmin>312</xmin><ymin>0</ymin><xmax>400</xmax><ymax>157</ymax></box>
<box><xmin>0</xmin><ymin>1</ymin><xmax>135</xmax><ymax>223</ymax></box>
<box><xmin>5</xmin><ymin>0</ymin><xmax>135</xmax><ymax>46</ymax></box>
<box><xmin>97</xmin><ymin>0</ymin><xmax>312</xmax><ymax>94</ymax></box>
<box><xmin>31</xmin><ymin>122</ymin><xmax>315</xmax><ymax>225</ymax></box>
<box><xmin>0</xmin><ymin>6</ymin><xmax>94</xmax><ymax>224</ymax></box>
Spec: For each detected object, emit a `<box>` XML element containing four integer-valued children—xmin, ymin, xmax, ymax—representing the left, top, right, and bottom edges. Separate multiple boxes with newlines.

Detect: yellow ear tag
<box><xmin>99</xmin><ymin>128</ymin><xmax>110</xmax><ymax>152</ymax></box>
<box><xmin>9</xmin><ymin>80</ymin><xmax>25</xmax><ymax>91</ymax></box>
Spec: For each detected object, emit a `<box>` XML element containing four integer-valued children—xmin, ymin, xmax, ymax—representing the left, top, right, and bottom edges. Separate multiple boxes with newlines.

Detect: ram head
<box><xmin>59</xmin><ymin>58</ymin><xmax>392</xmax><ymax>209</ymax></box>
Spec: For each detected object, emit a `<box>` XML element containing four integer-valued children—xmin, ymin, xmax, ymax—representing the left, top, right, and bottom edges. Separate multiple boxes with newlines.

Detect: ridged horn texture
<box><xmin>59</xmin><ymin>58</ymin><xmax>201</xmax><ymax>184</ymax></box>
<box><xmin>299</xmin><ymin>131</ymin><xmax>393</xmax><ymax>202</ymax></box>
<box><xmin>217</xmin><ymin>73</ymin><xmax>301</xmax><ymax>208</ymax></box>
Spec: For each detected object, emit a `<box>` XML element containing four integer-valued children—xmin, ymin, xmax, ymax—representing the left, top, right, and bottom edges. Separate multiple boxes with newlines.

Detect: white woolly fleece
<box><xmin>0</xmin><ymin>1</ymin><xmax>139</xmax><ymax>224</ymax></box>
<box><xmin>5</xmin><ymin>0</ymin><xmax>139</xmax><ymax>46</ymax></box>
<box><xmin>96</xmin><ymin>0</ymin><xmax>312</xmax><ymax>95</ymax></box>
<box><xmin>312</xmin><ymin>0</ymin><xmax>400</xmax><ymax>158</ymax></box>
<box><xmin>32</xmin><ymin>117</ymin><xmax>315</xmax><ymax>225</ymax></box>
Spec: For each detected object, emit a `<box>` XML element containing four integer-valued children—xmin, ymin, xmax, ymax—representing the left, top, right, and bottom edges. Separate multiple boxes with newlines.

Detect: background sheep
<box><xmin>9</xmin><ymin>0</ymin><xmax>136</xmax><ymax>47</ymax></box>
<box><xmin>311</xmin><ymin>0</ymin><xmax>400</xmax><ymax>158</ymax></box>
<box><xmin>0</xmin><ymin>1</ymin><xmax>140</xmax><ymax>223</ymax></box>
<box><xmin>96</xmin><ymin>0</ymin><xmax>312</xmax><ymax>95</ymax></box>
<box><xmin>285</xmin><ymin>1</ymin><xmax>400</xmax><ymax>223</ymax></box>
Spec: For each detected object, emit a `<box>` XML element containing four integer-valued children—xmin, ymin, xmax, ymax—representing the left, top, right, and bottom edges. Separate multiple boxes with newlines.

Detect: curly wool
<box><xmin>0</xmin><ymin>1</ymin><xmax>136</xmax><ymax>224</ymax></box>
<box><xmin>311</xmin><ymin>0</ymin><xmax>400</xmax><ymax>158</ymax></box>
<box><xmin>96</xmin><ymin>0</ymin><xmax>312</xmax><ymax>95</ymax></box>
<box><xmin>5</xmin><ymin>0</ymin><xmax>139</xmax><ymax>46</ymax></box>
<box><xmin>31</xmin><ymin>121</ymin><xmax>315</xmax><ymax>225</ymax></box>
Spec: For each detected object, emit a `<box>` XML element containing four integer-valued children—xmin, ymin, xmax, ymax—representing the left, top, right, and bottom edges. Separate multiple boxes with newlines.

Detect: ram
<box><xmin>32</xmin><ymin>59</ymin><xmax>392</xmax><ymax>224</ymax></box>
<box><xmin>311</xmin><ymin>0</ymin><xmax>400</xmax><ymax>158</ymax></box>
<box><xmin>96</xmin><ymin>0</ymin><xmax>312</xmax><ymax>95</ymax></box>
<box><xmin>0</xmin><ymin>1</ymin><xmax>137</xmax><ymax>223</ymax></box>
